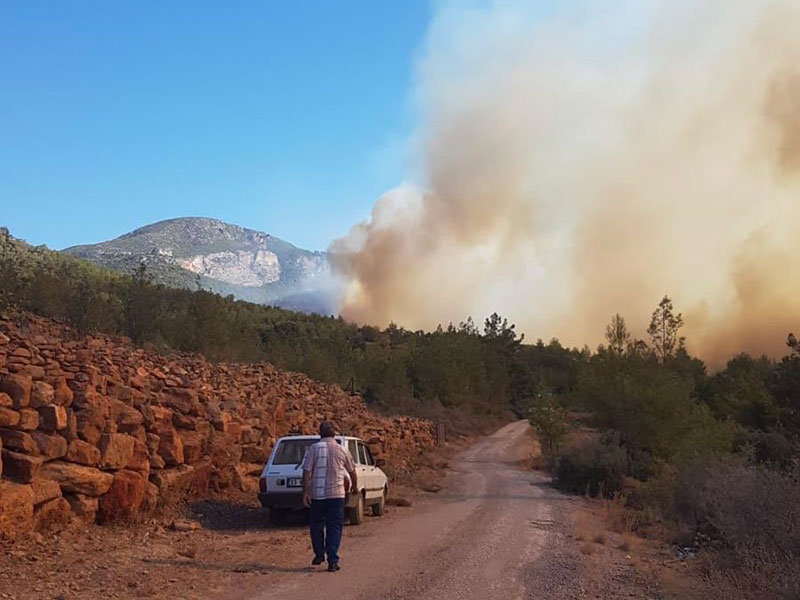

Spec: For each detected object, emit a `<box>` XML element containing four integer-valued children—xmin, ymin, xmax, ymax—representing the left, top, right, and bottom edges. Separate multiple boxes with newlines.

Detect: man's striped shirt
<box><xmin>301</xmin><ymin>438</ymin><xmax>355</xmax><ymax>500</ymax></box>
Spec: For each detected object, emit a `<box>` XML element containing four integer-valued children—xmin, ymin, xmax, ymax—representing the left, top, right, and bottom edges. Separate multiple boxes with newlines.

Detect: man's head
<box><xmin>319</xmin><ymin>421</ymin><xmax>335</xmax><ymax>438</ymax></box>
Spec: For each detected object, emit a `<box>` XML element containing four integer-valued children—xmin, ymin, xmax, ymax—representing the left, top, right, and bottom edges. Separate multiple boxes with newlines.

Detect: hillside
<box><xmin>0</xmin><ymin>312</ymin><xmax>434</xmax><ymax>539</ymax></box>
<box><xmin>63</xmin><ymin>217</ymin><xmax>337</xmax><ymax>314</ymax></box>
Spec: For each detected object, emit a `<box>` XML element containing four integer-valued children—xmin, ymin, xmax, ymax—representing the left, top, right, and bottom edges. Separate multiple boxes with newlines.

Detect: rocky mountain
<box><xmin>63</xmin><ymin>218</ymin><xmax>338</xmax><ymax>314</ymax></box>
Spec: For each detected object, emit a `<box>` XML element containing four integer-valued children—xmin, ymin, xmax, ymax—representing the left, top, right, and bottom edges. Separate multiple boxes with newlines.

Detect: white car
<box><xmin>258</xmin><ymin>435</ymin><xmax>389</xmax><ymax>525</ymax></box>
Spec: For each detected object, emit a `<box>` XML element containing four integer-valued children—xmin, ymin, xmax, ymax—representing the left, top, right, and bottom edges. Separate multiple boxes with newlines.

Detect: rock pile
<box><xmin>0</xmin><ymin>313</ymin><xmax>435</xmax><ymax>539</ymax></box>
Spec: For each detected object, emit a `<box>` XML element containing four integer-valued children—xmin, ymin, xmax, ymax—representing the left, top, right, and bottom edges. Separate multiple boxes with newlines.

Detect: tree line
<box><xmin>0</xmin><ymin>228</ymin><xmax>582</xmax><ymax>431</ymax></box>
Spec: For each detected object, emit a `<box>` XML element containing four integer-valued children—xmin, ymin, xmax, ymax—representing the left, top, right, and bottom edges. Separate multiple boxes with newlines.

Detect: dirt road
<box><xmin>237</xmin><ymin>420</ymin><xmax>662</xmax><ymax>600</ymax></box>
<box><xmin>0</xmin><ymin>421</ymin><xmax>665</xmax><ymax>600</ymax></box>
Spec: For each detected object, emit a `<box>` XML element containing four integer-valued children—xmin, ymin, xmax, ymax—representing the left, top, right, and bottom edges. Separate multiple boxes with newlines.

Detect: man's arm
<box><xmin>347</xmin><ymin>467</ymin><xmax>358</xmax><ymax>495</ymax></box>
<box><xmin>302</xmin><ymin>470</ymin><xmax>312</xmax><ymax>507</ymax></box>
<box><xmin>301</xmin><ymin>447</ymin><xmax>314</xmax><ymax>507</ymax></box>
<box><xmin>343</xmin><ymin>450</ymin><xmax>358</xmax><ymax>495</ymax></box>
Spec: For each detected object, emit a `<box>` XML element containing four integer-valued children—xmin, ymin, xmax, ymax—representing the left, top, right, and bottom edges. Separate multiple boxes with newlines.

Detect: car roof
<box><xmin>275</xmin><ymin>435</ymin><xmax>362</xmax><ymax>442</ymax></box>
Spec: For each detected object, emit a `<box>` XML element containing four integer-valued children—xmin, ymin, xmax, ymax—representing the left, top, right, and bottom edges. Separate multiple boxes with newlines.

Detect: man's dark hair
<box><xmin>319</xmin><ymin>421</ymin><xmax>335</xmax><ymax>438</ymax></box>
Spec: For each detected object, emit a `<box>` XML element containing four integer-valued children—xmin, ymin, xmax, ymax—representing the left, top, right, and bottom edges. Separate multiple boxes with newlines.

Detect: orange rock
<box><xmin>156</xmin><ymin>426</ymin><xmax>184</xmax><ymax>466</ymax></box>
<box><xmin>38</xmin><ymin>405</ymin><xmax>67</xmax><ymax>431</ymax></box>
<box><xmin>30</xmin><ymin>478</ymin><xmax>62</xmax><ymax>505</ymax></box>
<box><xmin>65</xmin><ymin>493</ymin><xmax>98</xmax><ymax>524</ymax></box>
<box><xmin>33</xmin><ymin>497</ymin><xmax>71</xmax><ymax>532</ymax></box>
<box><xmin>17</xmin><ymin>408</ymin><xmax>39</xmax><ymax>430</ymax></box>
<box><xmin>30</xmin><ymin>431</ymin><xmax>68</xmax><ymax>460</ymax></box>
<box><xmin>0</xmin><ymin>407</ymin><xmax>20</xmax><ymax>428</ymax></box>
<box><xmin>1</xmin><ymin>449</ymin><xmax>44</xmax><ymax>482</ymax></box>
<box><xmin>30</xmin><ymin>381</ymin><xmax>54</xmax><ymax>408</ymax></box>
<box><xmin>39</xmin><ymin>461</ymin><xmax>114</xmax><ymax>496</ymax></box>
<box><xmin>53</xmin><ymin>378</ymin><xmax>73</xmax><ymax>407</ymax></box>
<box><xmin>98</xmin><ymin>433</ymin><xmax>136</xmax><ymax>470</ymax></box>
<box><xmin>0</xmin><ymin>480</ymin><xmax>34</xmax><ymax>539</ymax></box>
<box><xmin>65</xmin><ymin>439</ymin><xmax>101</xmax><ymax>466</ymax></box>
<box><xmin>0</xmin><ymin>373</ymin><xmax>32</xmax><ymax>408</ymax></box>
<box><xmin>97</xmin><ymin>470</ymin><xmax>147</xmax><ymax>523</ymax></box>
<box><xmin>0</xmin><ymin>429</ymin><xmax>39</xmax><ymax>454</ymax></box>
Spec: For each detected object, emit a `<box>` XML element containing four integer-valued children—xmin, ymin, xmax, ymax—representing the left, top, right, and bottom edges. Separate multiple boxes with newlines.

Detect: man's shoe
<box><xmin>327</xmin><ymin>561</ymin><xmax>340</xmax><ymax>572</ymax></box>
<box><xmin>312</xmin><ymin>555</ymin><xmax>325</xmax><ymax>566</ymax></box>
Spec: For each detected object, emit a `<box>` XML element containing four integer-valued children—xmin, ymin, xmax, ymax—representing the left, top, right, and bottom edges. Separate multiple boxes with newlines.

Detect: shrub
<box><xmin>554</xmin><ymin>434</ymin><xmax>627</xmax><ymax>497</ymax></box>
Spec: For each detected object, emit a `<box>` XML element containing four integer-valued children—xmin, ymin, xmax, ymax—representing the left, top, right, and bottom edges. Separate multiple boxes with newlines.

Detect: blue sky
<box><xmin>0</xmin><ymin>1</ymin><xmax>430</xmax><ymax>251</ymax></box>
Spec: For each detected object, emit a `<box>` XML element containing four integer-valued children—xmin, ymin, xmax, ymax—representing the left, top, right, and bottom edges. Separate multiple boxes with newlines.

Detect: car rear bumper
<box><xmin>258</xmin><ymin>492</ymin><xmax>304</xmax><ymax>510</ymax></box>
<box><xmin>259</xmin><ymin>491</ymin><xmax>363</xmax><ymax>510</ymax></box>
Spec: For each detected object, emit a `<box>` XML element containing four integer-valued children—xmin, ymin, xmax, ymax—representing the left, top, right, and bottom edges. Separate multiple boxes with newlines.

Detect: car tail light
<box><xmin>259</xmin><ymin>478</ymin><xmax>267</xmax><ymax>493</ymax></box>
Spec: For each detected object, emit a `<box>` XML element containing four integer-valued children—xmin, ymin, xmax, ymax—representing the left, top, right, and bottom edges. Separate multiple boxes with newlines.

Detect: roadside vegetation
<box><xmin>527</xmin><ymin>299</ymin><xmax>800</xmax><ymax>599</ymax></box>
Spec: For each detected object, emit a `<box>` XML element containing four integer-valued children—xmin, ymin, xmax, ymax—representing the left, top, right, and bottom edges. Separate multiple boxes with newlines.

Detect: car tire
<box><xmin>268</xmin><ymin>508</ymin><xmax>287</xmax><ymax>525</ymax></box>
<box><xmin>348</xmin><ymin>493</ymin><xmax>364</xmax><ymax>525</ymax></box>
<box><xmin>372</xmin><ymin>488</ymin><xmax>387</xmax><ymax>517</ymax></box>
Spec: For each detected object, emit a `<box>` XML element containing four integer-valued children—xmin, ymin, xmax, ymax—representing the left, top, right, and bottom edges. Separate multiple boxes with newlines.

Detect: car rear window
<box><xmin>272</xmin><ymin>439</ymin><xmax>316</xmax><ymax>465</ymax></box>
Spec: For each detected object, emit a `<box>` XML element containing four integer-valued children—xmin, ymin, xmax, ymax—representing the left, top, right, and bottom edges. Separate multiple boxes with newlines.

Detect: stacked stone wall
<box><xmin>0</xmin><ymin>314</ymin><xmax>434</xmax><ymax>538</ymax></box>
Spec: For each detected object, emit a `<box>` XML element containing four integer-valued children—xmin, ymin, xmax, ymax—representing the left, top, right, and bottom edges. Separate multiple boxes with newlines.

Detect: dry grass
<box><xmin>580</xmin><ymin>542</ymin><xmax>597</xmax><ymax>555</ymax></box>
<box><xmin>617</xmin><ymin>533</ymin><xmax>635</xmax><ymax>552</ymax></box>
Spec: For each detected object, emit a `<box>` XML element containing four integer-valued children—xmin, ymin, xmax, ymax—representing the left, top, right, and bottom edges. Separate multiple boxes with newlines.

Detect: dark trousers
<box><xmin>309</xmin><ymin>498</ymin><xmax>345</xmax><ymax>563</ymax></box>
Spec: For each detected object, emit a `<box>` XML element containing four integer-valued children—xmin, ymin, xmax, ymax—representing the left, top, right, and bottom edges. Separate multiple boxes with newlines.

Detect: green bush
<box><xmin>554</xmin><ymin>434</ymin><xmax>627</xmax><ymax>497</ymax></box>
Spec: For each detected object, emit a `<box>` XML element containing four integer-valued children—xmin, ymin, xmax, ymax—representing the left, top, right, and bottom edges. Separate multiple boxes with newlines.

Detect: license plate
<box><xmin>287</xmin><ymin>478</ymin><xmax>303</xmax><ymax>488</ymax></box>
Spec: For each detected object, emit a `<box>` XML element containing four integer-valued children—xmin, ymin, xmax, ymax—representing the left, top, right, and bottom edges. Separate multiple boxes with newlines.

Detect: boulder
<box><xmin>53</xmin><ymin>379</ymin><xmax>73</xmax><ymax>407</ymax></box>
<box><xmin>0</xmin><ymin>407</ymin><xmax>20</xmax><ymax>428</ymax></box>
<box><xmin>0</xmin><ymin>392</ymin><xmax>12</xmax><ymax>407</ymax></box>
<box><xmin>30</xmin><ymin>381</ymin><xmax>54</xmax><ymax>408</ymax></box>
<box><xmin>98</xmin><ymin>433</ymin><xmax>136</xmax><ymax>470</ymax></box>
<box><xmin>98</xmin><ymin>470</ymin><xmax>147</xmax><ymax>523</ymax></box>
<box><xmin>30</xmin><ymin>478</ymin><xmax>62</xmax><ymax>505</ymax></box>
<box><xmin>65</xmin><ymin>439</ymin><xmax>101</xmax><ymax>466</ymax></box>
<box><xmin>0</xmin><ymin>428</ymin><xmax>39</xmax><ymax>454</ymax></box>
<box><xmin>1</xmin><ymin>449</ymin><xmax>44</xmax><ymax>482</ymax></box>
<box><xmin>38</xmin><ymin>461</ymin><xmax>114</xmax><ymax>496</ymax></box>
<box><xmin>178</xmin><ymin>430</ymin><xmax>207</xmax><ymax>464</ymax></box>
<box><xmin>17</xmin><ymin>408</ymin><xmax>40</xmax><ymax>430</ymax></box>
<box><xmin>30</xmin><ymin>431</ymin><xmax>68</xmax><ymax>459</ymax></box>
<box><xmin>157</xmin><ymin>426</ymin><xmax>184</xmax><ymax>466</ymax></box>
<box><xmin>38</xmin><ymin>405</ymin><xmax>67</xmax><ymax>431</ymax></box>
<box><xmin>65</xmin><ymin>494</ymin><xmax>98</xmax><ymax>524</ymax></box>
<box><xmin>151</xmin><ymin>460</ymin><xmax>212</xmax><ymax>502</ymax></box>
<box><xmin>241</xmin><ymin>444</ymin><xmax>269</xmax><ymax>464</ymax></box>
<box><xmin>33</xmin><ymin>497</ymin><xmax>71</xmax><ymax>533</ymax></box>
<box><xmin>0</xmin><ymin>481</ymin><xmax>34</xmax><ymax>539</ymax></box>
<box><xmin>126</xmin><ymin>438</ymin><xmax>150</xmax><ymax>474</ymax></box>
<box><xmin>76</xmin><ymin>420</ymin><xmax>101</xmax><ymax>445</ymax></box>
<box><xmin>0</xmin><ymin>374</ymin><xmax>32</xmax><ymax>408</ymax></box>
<box><xmin>109</xmin><ymin>399</ymin><xmax>144</xmax><ymax>433</ymax></box>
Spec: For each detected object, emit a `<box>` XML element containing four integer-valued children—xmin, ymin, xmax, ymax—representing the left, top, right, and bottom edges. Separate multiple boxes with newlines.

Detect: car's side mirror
<box><xmin>375</xmin><ymin>458</ymin><xmax>386</xmax><ymax>467</ymax></box>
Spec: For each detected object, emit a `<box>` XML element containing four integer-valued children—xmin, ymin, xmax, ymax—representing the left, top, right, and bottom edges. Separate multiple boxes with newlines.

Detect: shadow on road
<box><xmin>142</xmin><ymin>557</ymin><xmax>317</xmax><ymax>575</ymax></box>
<box><xmin>188</xmin><ymin>500</ymin><xmax>309</xmax><ymax>532</ymax></box>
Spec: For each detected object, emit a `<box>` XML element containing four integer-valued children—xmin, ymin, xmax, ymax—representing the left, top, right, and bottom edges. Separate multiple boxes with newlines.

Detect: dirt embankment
<box><xmin>0</xmin><ymin>312</ymin><xmax>435</xmax><ymax>540</ymax></box>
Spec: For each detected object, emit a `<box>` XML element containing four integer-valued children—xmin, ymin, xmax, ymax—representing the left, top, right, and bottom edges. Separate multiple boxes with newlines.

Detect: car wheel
<box><xmin>372</xmin><ymin>488</ymin><xmax>387</xmax><ymax>517</ymax></box>
<box><xmin>348</xmin><ymin>493</ymin><xmax>364</xmax><ymax>525</ymax></box>
<box><xmin>268</xmin><ymin>508</ymin><xmax>287</xmax><ymax>525</ymax></box>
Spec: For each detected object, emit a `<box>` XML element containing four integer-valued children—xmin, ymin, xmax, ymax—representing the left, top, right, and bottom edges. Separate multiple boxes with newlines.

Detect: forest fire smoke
<box><xmin>331</xmin><ymin>0</ymin><xmax>800</xmax><ymax>364</ymax></box>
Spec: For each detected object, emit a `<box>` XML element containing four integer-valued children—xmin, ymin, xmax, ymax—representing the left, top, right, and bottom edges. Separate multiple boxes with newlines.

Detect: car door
<box><xmin>347</xmin><ymin>439</ymin><xmax>366</xmax><ymax>494</ymax></box>
<box><xmin>363</xmin><ymin>443</ymin><xmax>386</xmax><ymax>494</ymax></box>
<box><xmin>358</xmin><ymin>441</ymin><xmax>378</xmax><ymax>500</ymax></box>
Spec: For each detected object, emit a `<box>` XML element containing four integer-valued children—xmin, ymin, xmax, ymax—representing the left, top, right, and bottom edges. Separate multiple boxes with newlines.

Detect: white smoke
<box><xmin>331</xmin><ymin>0</ymin><xmax>800</xmax><ymax>364</ymax></box>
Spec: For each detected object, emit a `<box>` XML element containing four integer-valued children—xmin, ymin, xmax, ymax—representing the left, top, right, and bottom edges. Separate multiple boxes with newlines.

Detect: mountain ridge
<box><xmin>62</xmin><ymin>217</ymin><xmax>338</xmax><ymax>314</ymax></box>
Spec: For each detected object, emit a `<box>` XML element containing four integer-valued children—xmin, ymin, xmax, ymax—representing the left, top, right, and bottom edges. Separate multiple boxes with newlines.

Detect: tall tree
<box><xmin>605</xmin><ymin>313</ymin><xmax>631</xmax><ymax>356</ymax></box>
<box><xmin>647</xmin><ymin>296</ymin><xmax>685</xmax><ymax>363</ymax></box>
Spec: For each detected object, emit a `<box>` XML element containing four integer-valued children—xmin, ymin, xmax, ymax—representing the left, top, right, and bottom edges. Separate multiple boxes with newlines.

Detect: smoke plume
<box><xmin>331</xmin><ymin>0</ymin><xmax>800</xmax><ymax>364</ymax></box>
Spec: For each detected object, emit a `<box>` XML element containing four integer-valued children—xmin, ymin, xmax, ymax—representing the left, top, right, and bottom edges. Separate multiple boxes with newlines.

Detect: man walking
<box><xmin>301</xmin><ymin>421</ymin><xmax>358</xmax><ymax>572</ymax></box>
